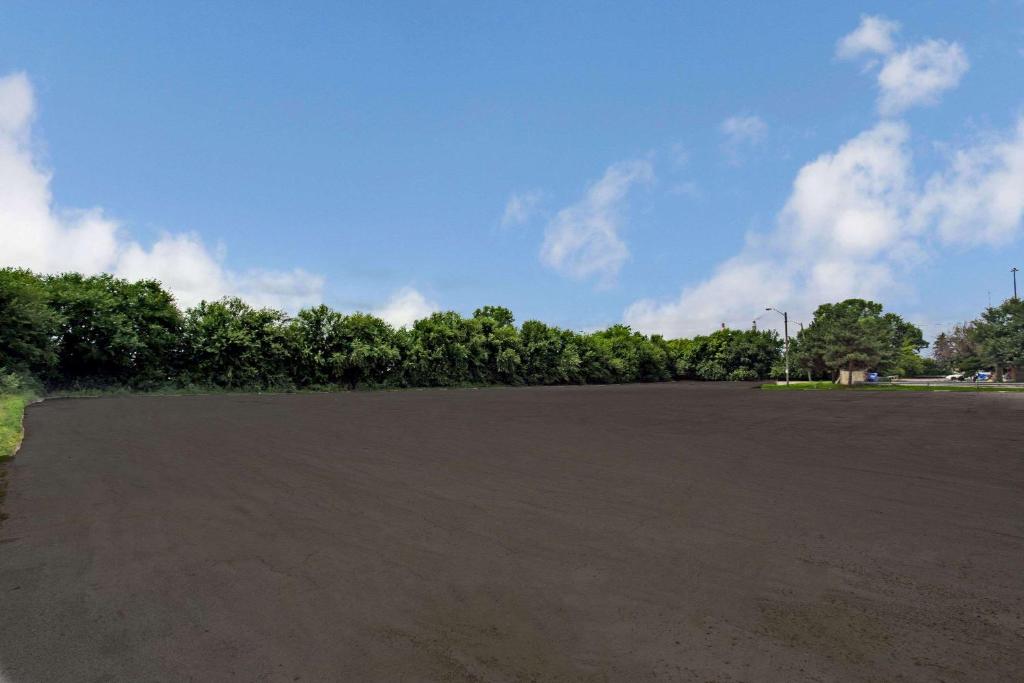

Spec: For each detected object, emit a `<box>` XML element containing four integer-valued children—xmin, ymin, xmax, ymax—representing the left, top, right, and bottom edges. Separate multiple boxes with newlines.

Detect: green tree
<box><xmin>974</xmin><ymin>298</ymin><xmax>1024</xmax><ymax>381</ymax></box>
<box><xmin>400</xmin><ymin>311</ymin><xmax>474</xmax><ymax>386</ymax></box>
<box><xmin>181</xmin><ymin>297</ymin><xmax>292</xmax><ymax>388</ymax></box>
<box><xmin>289</xmin><ymin>307</ymin><xmax>400</xmax><ymax>388</ymax></box>
<box><xmin>932</xmin><ymin>323</ymin><xmax>983</xmax><ymax>374</ymax></box>
<box><xmin>473</xmin><ymin>305</ymin><xmax>515</xmax><ymax>329</ymax></box>
<box><xmin>794</xmin><ymin>299</ymin><xmax>925</xmax><ymax>380</ymax></box>
<box><xmin>0</xmin><ymin>269</ymin><xmax>61</xmax><ymax>377</ymax></box>
<box><xmin>472</xmin><ymin>306</ymin><xmax>522</xmax><ymax>383</ymax></box>
<box><xmin>288</xmin><ymin>304</ymin><xmax>344</xmax><ymax>386</ymax></box>
<box><xmin>877</xmin><ymin>313</ymin><xmax>928</xmax><ymax>376</ymax></box>
<box><xmin>670</xmin><ymin>329</ymin><xmax>780</xmax><ymax>381</ymax></box>
<box><xmin>721</xmin><ymin>329</ymin><xmax>782</xmax><ymax>380</ymax></box>
<box><xmin>334</xmin><ymin>313</ymin><xmax>401</xmax><ymax>388</ymax></box>
<box><xmin>520</xmin><ymin>321</ymin><xmax>569</xmax><ymax>384</ymax></box>
<box><xmin>45</xmin><ymin>273</ymin><xmax>182</xmax><ymax>387</ymax></box>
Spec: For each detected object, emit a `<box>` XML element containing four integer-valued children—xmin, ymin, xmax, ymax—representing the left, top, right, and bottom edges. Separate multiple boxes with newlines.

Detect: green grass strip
<box><xmin>761</xmin><ymin>382</ymin><xmax>1024</xmax><ymax>392</ymax></box>
<box><xmin>0</xmin><ymin>394</ymin><xmax>30</xmax><ymax>460</ymax></box>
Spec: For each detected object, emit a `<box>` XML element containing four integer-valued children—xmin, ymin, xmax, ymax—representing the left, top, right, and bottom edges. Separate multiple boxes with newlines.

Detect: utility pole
<box><xmin>766</xmin><ymin>307</ymin><xmax>790</xmax><ymax>385</ymax></box>
<box><xmin>1013</xmin><ymin>267</ymin><xmax>1019</xmax><ymax>300</ymax></box>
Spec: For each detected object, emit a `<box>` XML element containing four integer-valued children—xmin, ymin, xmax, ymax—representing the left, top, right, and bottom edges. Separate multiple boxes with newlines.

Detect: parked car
<box><xmin>944</xmin><ymin>373</ymin><xmax>965</xmax><ymax>381</ymax></box>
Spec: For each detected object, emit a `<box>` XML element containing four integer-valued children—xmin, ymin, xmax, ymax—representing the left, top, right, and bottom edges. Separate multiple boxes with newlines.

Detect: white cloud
<box><xmin>779</xmin><ymin>121</ymin><xmax>914</xmax><ymax>260</ymax></box>
<box><xmin>917</xmin><ymin>118</ymin><xmax>1024</xmax><ymax>246</ymax></box>
<box><xmin>540</xmin><ymin>159</ymin><xmax>653</xmax><ymax>285</ymax></box>
<box><xmin>501</xmin><ymin>190</ymin><xmax>542</xmax><ymax>228</ymax></box>
<box><xmin>720</xmin><ymin>115</ymin><xmax>767</xmax><ymax>146</ymax></box>
<box><xmin>626</xmin><ymin>257</ymin><xmax>795</xmax><ymax>337</ymax></box>
<box><xmin>625</xmin><ymin>18</ymin><xmax>1007</xmax><ymax>339</ymax></box>
<box><xmin>836</xmin><ymin>15</ymin><xmax>900</xmax><ymax>60</ymax></box>
<box><xmin>0</xmin><ymin>71</ymin><xmax>324</xmax><ymax>310</ymax></box>
<box><xmin>0</xmin><ymin>71</ymin><xmax>35</xmax><ymax>135</ymax></box>
<box><xmin>627</xmin><ymin>122</ymin><xmax>917</xmax><ymax>336</ymax></box>
<box><xmin>115</xmin><ymin>233</ymin><xmax>229</xmax><ymax>305</ymax></box>
<box><xmin>625</xmin><ymin>113</ymin><xmax>1024</xmax><ymax>338</ymax></box>
<box><xmin>0</xmin><ymin>73</ymin><xmax>122</xmax><ymax>275</ymax></box>
<box><xmin>719</xmin><ymin>115</ymin><xmax>767</xmax><ymax>165</ymax></box>
<box><xmin>837</xmin><ymin>17</ymin><xmax>968</xmax><ymax>116</ymax></box>
<box><xmin>373</xmin><ymin>286</ymin><xmax>438</xmax><ymax>328</ymax></box>
<box><xmin>877</xmin><ymin>39</ymin><xmax>968</xmax><ymax>115</ymax></box>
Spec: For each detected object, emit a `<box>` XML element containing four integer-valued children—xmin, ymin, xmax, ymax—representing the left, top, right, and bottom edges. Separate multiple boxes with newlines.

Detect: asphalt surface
<box><xmin>1</xmin><ymin>384</ymin><xmax>1022</xmax><ymax>681</ymax></box>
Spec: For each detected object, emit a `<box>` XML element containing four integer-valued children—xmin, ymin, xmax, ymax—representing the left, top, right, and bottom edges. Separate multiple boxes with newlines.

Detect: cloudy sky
<box><xmin>1</xmin><ymin>3</ymin><xmax>1022</xmax><ymax>335</ymax></box>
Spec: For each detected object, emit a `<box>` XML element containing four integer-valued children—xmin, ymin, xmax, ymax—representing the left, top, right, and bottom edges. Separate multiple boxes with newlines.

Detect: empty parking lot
<box><xmin>1</xmin><ymin>384</ymin><xmax>1022</xmax><ymax>681</ymax></box>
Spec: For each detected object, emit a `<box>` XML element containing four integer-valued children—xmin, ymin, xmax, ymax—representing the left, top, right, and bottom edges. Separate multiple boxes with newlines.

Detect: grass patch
<box><xmin>762</xmin><ymin>381</ymin><xmax>842</xmax><ymax>391</ymax></box>
<box><xmin>0</xmin><ymin>394</ymin><xmax>30</xmax><ymax>460</ymax></box>
<box><xmin>0</xmin><ymin>393</ymin><xmax>32</xmax><ymax>525</ymax></box>
<box><xmin>761</xmin><ymin>382</ymin><xmax>1024</xmax><ymax>392</ymax></box>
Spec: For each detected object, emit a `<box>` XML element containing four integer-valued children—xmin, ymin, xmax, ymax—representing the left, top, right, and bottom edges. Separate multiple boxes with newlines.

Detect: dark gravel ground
<box><xmin>0</xmin><ymin>383</ymin><xmax>1022</xmax><ymax>682</ymax></box>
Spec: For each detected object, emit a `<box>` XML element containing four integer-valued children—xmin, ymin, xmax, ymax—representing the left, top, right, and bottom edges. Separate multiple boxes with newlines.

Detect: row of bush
<box><xmin>0</xmin><ymin>269</ymin><xmax>783</xmax><ymax>391</ymax></box>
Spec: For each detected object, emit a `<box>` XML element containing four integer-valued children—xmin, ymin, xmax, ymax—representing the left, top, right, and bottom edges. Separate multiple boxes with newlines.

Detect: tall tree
<box><xmin>794</xmin><ymin>299</ymin><xmax>925</xmax><ymax>380</ymax></box>
<box><xmin>45</xmin><ymin>273</ymin><xmax>182</xmax><ymax>387</ymax></box>
<box><xmin>289</xmin><ymin>307</ymin><xmax>400</xmax><ymax>388</ymax></box>
<box><xmin>974</xmin><ymin>298</ymin><xmax>1024</xmax><ymax>381</ymax></box>
<box><xmin>472</xmin><ymin>306</ymin><xmax>522</xmax><ymax>383</ymax></box>
<box><xmin>400</xmin><ymin>311</ymin><xmax>475</xmax><ymax>386</ymax></box>
<box><xmin>181</xmin><ymin>297</ymin><xmax>292</xmax><ymax>388</ymax></box>
<box><xmin>932</xmin><ymin>323</ymin><xmax>983</xmax><ymax>373</ymax></box>
<box><xmin>0</xmin><ymin>269</ymin><xmax>61</xmax><ymax>377</ymax></box>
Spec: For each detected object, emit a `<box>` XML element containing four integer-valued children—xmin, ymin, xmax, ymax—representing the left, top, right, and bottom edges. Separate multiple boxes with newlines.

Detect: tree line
<box><xmin>930</xmin><ymin>298</ymin><xmax>1024</xmax><ymax>380</ymax></box>
<box><xmin>3</xmin><ymin>268</ymin><xmax>1017</xmax><ymax>392</ymax></box>
<box><xmin>788</xmin><ymin>297</ymin><xmax>1022</xmax><ymax>381</ymax></box>
<box><xmin>0</xmin><ymin>269</ymin><xmax>781</xmax><ymax>391</ymax></box>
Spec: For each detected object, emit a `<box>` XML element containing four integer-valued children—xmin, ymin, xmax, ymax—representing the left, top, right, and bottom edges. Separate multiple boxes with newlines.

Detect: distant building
<box><xmin>837</xmin><ymin>369</ymin><xmax>867</xmax><ymax>385</ymax></box>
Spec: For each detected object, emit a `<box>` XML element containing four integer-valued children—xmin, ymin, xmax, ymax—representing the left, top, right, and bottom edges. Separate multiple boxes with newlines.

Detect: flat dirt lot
<box><xmin>1</xmin><ymin>384</ymin><xmax>1022</xmax><ymax>681</ymax></box>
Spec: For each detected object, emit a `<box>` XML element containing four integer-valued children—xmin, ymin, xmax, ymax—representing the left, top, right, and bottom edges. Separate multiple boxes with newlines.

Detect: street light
<box><xmin>766</xmin><ymin>307</ymin><xmax>790</xmax><ymax>385</ymax></box>
<box><xmin>1013</xmin><ymin>267</ymin><xmax>1019</xmax><ymax>300</ymax></box>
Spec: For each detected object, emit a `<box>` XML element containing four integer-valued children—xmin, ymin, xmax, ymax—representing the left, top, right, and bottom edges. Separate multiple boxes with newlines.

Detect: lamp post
<box><xmin>1013</xmin><ymin>267</ymin><xmax>1019</xmax><ymax>300</ymax></box>
<box><xmin>766</xmin><ymin>307</ymin><xmax>789</xmax><ymax>385</ymax></box>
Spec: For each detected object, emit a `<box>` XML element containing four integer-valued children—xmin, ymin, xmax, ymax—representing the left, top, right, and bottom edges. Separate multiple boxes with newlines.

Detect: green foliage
<box><xmin>0</xmin><ymin>393</ymin><xmax>29</xmax><ymax>460</ymax></box>
<box><xmin>931</xmin><ymin>323</ymin><xmax>983</xmax><ymax>373</ymax></box>
<box><xmin>792</xmin><ymin>299</ymin><xmax>926</xmax><ymax>379</ymax></box>
<box><xmin>289</xmin><ymin>306</ymin><xmax>400</xmax><ymax>388</ymax></box>
<box><xmin>400</xmin><ymin>311</ymin><xmax>476</xmax><ymax>386</ymax></box>
<box><xmin>672</xmin><ymin>329</ymin><xmax>781</xmax><ymax>381</ymax></box>
<box><xmin>0</xmin><ymin>270</ymin><xmax>788</xmax><ymax>392</ymax></box>
<box><xmin>10</xmin><ymin>274</ymin><xmax>182</xmax><ymax>389</ymax></box>
<box><xmin>9</xmin><ymin>266</ymin><xmax>1019</xmax><ymax>396</ymax></box>
<box><xmin>919</xmin><ymin>357</ymin><xmax>947</xmax><ymax>376</ymax></box>
<box><xmin>519</xmin><ymin>321</ymin><xmax>579</xmax><ymax>384</ymax></box>
<box><xmin>762</xmin><ymin>381</ymin><xmax>1024</xmax><ymax>393</ymax></box>
<box><xmin>0</xmin><ymin>269</ymin><xmax>61</xmax><ymax>376</ymax></box>
<box><xmin>181</xmin><ymin>298</ymin><xmax>292</xmax><ymax>389</ymax></box>
<box><xmin>0</xmin><ymin>369</ymin><xmax>43</xmax><ymax>397</ymax></box>
<box><xmin>974</xmin><ymin>298</ymin><xmax>1024</xmax><ymax>378</ymax></box>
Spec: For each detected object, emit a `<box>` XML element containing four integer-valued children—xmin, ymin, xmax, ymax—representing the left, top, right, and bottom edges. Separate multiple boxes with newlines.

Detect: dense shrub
<box><xmin>0</xmin><ymin>267</ymin><xmax>786</xmax><ymax>391</ymax></box>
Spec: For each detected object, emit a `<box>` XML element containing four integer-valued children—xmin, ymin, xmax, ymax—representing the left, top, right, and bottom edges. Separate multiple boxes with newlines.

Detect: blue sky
<box><xmin>1</xmin><ymin>2</ymin><xmax>1022</xmax><ymax>338</ymax></box>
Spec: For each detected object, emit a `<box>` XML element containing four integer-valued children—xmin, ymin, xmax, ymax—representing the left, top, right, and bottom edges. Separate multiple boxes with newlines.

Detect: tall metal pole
<box><xmin>783</xmin><ymin>311</ymin><xmax>790</xmax><ymax>386</ymax></box>
<box><xmin>767</xmin><ymin>307</ymin><xmax>790</xmax><ymax>385</ymax></box>
<box><xmin>1013</xmin><ymin>267</ymin><xmax>1019</xmax><ymax>300</ymax></box>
